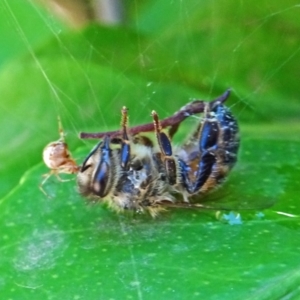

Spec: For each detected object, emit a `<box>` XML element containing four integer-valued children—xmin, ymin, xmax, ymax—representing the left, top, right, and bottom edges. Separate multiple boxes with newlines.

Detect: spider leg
<box><xmin>54</xmin><ymin>173</ymin><xmax>73</xmax><ymax>182</ymax></box>
<box><xmin>151</xmin><ymin>110</ymin><xmax>178</xmax><ymax>185</ymax></box>
<box><xmin>39</xmin><ymin>171</ymin><xmax>54</xmax><ymax>197</ymax></box>
<box><xmin>57</xmin><ymin>116</ymin><xmax>65</xmax><ymax>142</ymax></box>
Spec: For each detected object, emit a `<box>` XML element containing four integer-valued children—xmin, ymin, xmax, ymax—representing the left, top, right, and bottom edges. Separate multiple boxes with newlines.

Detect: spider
<box><xmin>77</xmin><ymin>90</ymin><xmax>240</xmax><ymax>216</ymax></box>
<box><xmin>40</xmin><ymin>117</ymin><xmax>79</xmax><ymax>196</ymax></box>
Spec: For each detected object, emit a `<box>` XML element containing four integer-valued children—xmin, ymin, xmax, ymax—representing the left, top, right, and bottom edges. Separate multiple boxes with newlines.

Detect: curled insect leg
<box><xmin>151</xmin><ymin>110</ymin><xmax>178</xmax><ymax>185</ymax></box>
<box><xmin>120</xmin><ymin>106</ymin><xmax>131</xmax><ymax>170</ymax></box>
<box><xmin>178</xmin><ymin>102</ymin><xmax>220</xmax><ymax>196</ymax></box>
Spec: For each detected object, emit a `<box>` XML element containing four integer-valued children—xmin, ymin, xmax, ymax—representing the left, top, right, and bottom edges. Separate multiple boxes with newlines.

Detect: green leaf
<box><xmin>0</xmin><ymin>1</ymin><xmax>300</xmax><ymax>298</ymax></box>
<box><xmin>1</xmin><ymin>129</ymin><xmax>300</xmax><ymax>299</ymax></box>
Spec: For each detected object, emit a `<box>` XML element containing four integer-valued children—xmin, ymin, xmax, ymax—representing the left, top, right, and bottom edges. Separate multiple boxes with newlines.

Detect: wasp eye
<box><xmin>93</xmin><ymin>160</ymin><xmax>110</xmax><ymax>197</ymax></box>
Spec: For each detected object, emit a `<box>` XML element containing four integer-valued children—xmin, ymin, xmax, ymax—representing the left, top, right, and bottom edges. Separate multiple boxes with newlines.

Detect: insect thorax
<box><xmin>77</xmin><ymin>142</ymin><xmax>172</xmax><ymax>213</ymax></box>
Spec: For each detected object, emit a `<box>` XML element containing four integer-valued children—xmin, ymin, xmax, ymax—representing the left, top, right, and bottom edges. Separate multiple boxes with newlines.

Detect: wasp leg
<box><xmin>152</xmin><ymin>110</ymin><xmax>178</xmax><ymax>185</ymax></box>
<box><xmin>179</xmin><ymin>103</ymin><xmax>221</xmax><ymax>194</ymax></box>
<box><xmin>180</xmin><ymin>101</ymin><xmax>239</xmax><ymax>195</ymax></box>
<box><xmin>168</xmin><ymin>122</ymin><xmax>180</xmax><ymax>140</ymax></box>
<box><xmin>210</xmin><ymin>101</ymin><xmax>240</xmax><ymax>168</ymax></box>
<box><xmin>120</xmin><ymin>106</ymin><xmax>131</xmax><ymax>170</ymax></box>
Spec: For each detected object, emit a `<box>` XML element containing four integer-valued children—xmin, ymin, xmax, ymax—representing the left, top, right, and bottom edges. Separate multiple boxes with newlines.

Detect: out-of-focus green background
<box><xmin>0</xmin><ymin>1</ymin><xmax>300</xmax><ymax>299</ymax></box>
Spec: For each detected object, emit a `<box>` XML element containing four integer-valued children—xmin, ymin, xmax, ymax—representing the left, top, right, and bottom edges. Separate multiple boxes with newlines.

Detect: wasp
<box><xmin>40</xmin><ymin>117</ymin><xmax>79</xmax><ymax>196</ymax></box>
<box><xmin>77</xmin><ymin>90</ymin><xmax>240</xmax><ymax>216</ymax></box>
